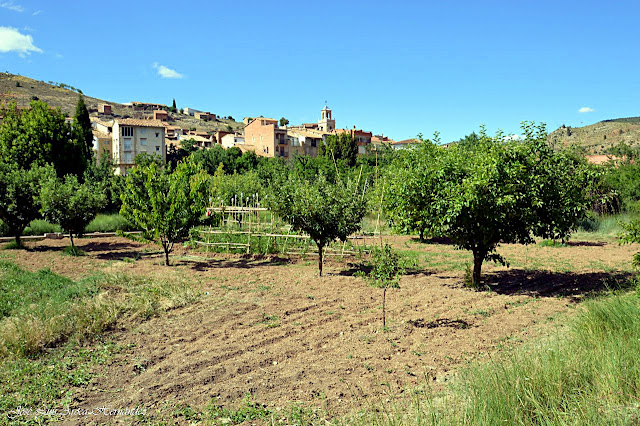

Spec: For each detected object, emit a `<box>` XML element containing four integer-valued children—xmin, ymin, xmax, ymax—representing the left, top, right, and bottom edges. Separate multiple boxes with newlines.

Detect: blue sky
<box><xmin>1</xmin><ymin>0</ymin><xmax>639</xmax><ymax>142</ymax></box>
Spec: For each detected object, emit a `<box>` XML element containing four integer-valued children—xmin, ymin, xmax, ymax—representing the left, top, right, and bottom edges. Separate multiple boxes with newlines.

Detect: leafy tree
<box><xmin>72</xmin><ymin>94</ymin><xmax>93</xmax><ymax>165</ymax></box>
<box><xmin>362</xmin><ymin>243</ymin><xmax>404</xmax><ymax>327</ymax></box>
<box><xmin>319</xmin><ymin>132</ymin><xmax>358</xmax><ymax>168</ymax></box>
<box><xmin>0</xmin><ymin>100</ymin><xmax>86</xmax><ymax>177</ymax></box>
<box><xmin>268</xmin><ymin>173</ymin><xmax>367</xmax><ymax>276</ymax></box>
<box><xmin>279</xmin><ymin>117</ymin><xmax>289</xmax><ymax>127</ymax></box>
<box><xmin>0</xmin><ymin>163</ymin><xmax>55</xmax><ymax>246</ymax></box>
<box><xmin>170</xmin><ymin>98</ymin><xmax>177</xmax><ymax>113</ymax></box>
<box><xmin>40</xmin><ymin>174</ymin><xmax>106</xmax><ymax>249</ymax></box>
<box><xmin>120</xmin><ymin>158</ymin><xmax>209</xmax><ymax>265</ymax></box>
<box><xmin>383</xmin><ymin>138</ymin><xmax>441</xmax><ymax>241</ymax></box>
<box><xmin>84</xmin><ymin>155</ymin><xmax>123</xmax><ymax>213</ymax></box>
<box><xmin>385</xmin><ymin>123</ymin><xmax>590</xmax><ymax>286</ymax></box>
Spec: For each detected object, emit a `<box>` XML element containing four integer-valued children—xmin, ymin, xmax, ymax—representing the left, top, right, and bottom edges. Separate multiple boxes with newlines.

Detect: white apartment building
<box><xmin>112</xmin><ymin>119</ymin><xmax>166</xmax><ymax>175</ymax></box>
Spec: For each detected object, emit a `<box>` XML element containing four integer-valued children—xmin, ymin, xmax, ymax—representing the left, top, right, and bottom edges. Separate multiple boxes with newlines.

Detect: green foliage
<box><xmin>279</xmin><ymin>117</ymin><xmax>289</xmax><ymax>127</ymax></box>
<box><xmin>170</xmin><ymin>98</ymin><xmax>177</xmax><ymax>113</ymax></box>
<box><xmin>84</xmin><ymin>213</ymin><xmax>134</xmax><ymax>233</ymax></box>
<box><xmin>268</xmin><ymin>172</ymin><xmax>367</xmax><ymax>276</ymax></box>
<box><xmin>366</xmin><ymin>243</ymin><xmax>403</xmax><ymax>290</ymax></box>
<box><xmin>120</xmin><ymin>158</ymin><xmax>209</xmax><ymax>265</ymax></box>
<box><xmin>384</xmin><ymin>122</ymin><xmax>591</xmax><ymax>285</ymax></box>
<box><xmin>40</xmin><ymin>174</ymin><xmax>106</xmax><ymax>248</ymax></box>
<box><xmin>362</xmin><ymin>243</ymin><xmax>404</xmax><ymax>327</ymax></box>
<box><xmin>319</xmin><ymin>132</ymin><xmax>358</xmax><ymax>168</ymax></box>
<box><xmin>0</xmin><ymin>100</ymin><xmax>86</xmax><ymax>178</ymax></box>
<box><xmin>0</xmin><ymin>162</ymin><xmax>55</xmax><ymax>246</ymax></box>
<box><xmin>83</xmin><ymin>155</ymin><xmax>123</xmax><ymax>212</ymax></box>
<box><xmin>72</xmin><ymin>94</ymin><xmax>93</xmax><ymax>165</ymax></box>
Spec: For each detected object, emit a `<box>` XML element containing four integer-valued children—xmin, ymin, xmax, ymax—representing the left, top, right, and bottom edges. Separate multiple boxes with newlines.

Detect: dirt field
<box><xmin>2</xmin><ymin>235</ymin><xmax>635</xmax><ymax>422</ymax></box>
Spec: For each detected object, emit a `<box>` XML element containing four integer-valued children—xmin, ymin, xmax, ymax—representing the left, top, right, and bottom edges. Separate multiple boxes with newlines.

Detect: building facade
<box><xmin>112</xmin><ymin>119</ymin><xmax>166</xmax><ymax>175</ymax></box>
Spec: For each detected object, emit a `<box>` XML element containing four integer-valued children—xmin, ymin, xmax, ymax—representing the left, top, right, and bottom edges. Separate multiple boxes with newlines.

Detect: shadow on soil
<box><xmin>182</xmin><ymin>254</ymin><xmax>293</xmax><ymax>271</ymax></box>
<box><xmin>408</xmin><ymin>318</ymin><xmax>471</xmax><ymax>329</ymax></box>
<box><xmin>485</xmin><ymin>269</ymin><xmax>633</xmax><ymax>300</ymax></box>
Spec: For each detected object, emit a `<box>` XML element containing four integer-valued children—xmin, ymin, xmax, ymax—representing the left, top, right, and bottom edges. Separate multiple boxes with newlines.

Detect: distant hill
<box><xmin>0</xmin><ymin>72</ymin><xmax>243</xmax><ymax>134</ymax></box>
<box><xmin>548</xmin><ymin>118</ymin><xmax>640</xmax><ymax>154</ymax></box>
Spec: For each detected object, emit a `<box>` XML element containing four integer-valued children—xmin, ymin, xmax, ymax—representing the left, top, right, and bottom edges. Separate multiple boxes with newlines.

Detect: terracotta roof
<box><xmin>116</xmin><ymin>119</ymin><xmax>165</xmax><ymax>128</ymax></box>
<box><xmin>393</xmin><ymin>138</ymin><xmax>419</xmax><ymax>145</ymax></box>
<box><xmin>92</xmin><ymin>130</ymin><xmax>111</xmax><ymax>139</ymax></box>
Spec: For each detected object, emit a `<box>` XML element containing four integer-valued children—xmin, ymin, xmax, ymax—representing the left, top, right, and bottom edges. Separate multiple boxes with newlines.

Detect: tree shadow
<box><xmin>485</xmin><ymin>269</ymin><xmax>633</xmax><ymax>300</ymax></box>
<box><xmin>183</xmin><ymin>254</ymin><xmax>293</xmax><ymax>271</ymax></box>
<box><xmin>411</xmin><ymin>236</ymin><xmax>455</xmax><ymax>245</ymax></box>
<box><xmin>337</xmin><ymin>261</ymin><xmax>431</xmax><ymax>278</ymax></box>
<box><xmin>408</xmin><ymin>318</ymin><xmax>471</xmax><ymax>329</ymax></box>
<box><xmin>566</xmin><ymin>241</ymin><xmax>608</xmax><ymax>247</ymax></box>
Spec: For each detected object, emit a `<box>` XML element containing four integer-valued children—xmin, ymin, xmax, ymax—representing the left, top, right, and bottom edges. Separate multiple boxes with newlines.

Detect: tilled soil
<box><xmin>3</xmin><ymin>235</ymin><xmax>633</xmax><ymax>423</ymax></box>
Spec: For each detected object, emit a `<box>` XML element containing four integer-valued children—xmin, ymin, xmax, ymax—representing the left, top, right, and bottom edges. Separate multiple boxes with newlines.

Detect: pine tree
<box><xmin>171</xmin><ymin>98</ymin><xmax>177</xmax><ymax>113</ymax></box>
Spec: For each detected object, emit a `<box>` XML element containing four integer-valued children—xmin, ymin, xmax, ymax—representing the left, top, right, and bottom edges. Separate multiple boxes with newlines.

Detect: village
<box><xmin>90</xmin><ymin>101</ymin><xmax>416</xmax><ymax>174</ymax></box>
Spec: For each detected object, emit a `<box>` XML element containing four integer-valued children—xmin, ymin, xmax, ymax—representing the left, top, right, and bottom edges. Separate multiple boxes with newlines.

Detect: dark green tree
<box><xmin>0</xmin><ymin>163</ymin><xmax>55</xmax><ymax>247</ymax></box>
<box><xmin>72</xmin><ymin>94</ymin><xmax>93</xmax><ymax>164</ymax></box>
<box><xmin>319</xmin><ymin>132</ymin><xmax>358</xmax><ymax>168</ymax></box>
<box><xmin>0</xmin><ymin>100</ymin><xmax>86</xmax><ymax>177</ymax></box>
<box><xmin>170</xmin><ymin>98</ymin><xmax>177</xmax><ymax>113</ymax></box>
<box><xmin>40</xmin><ymin>174</ymin><xmax>106</xmax><ymax>249</ymax></box>
<box><xmin>279</xmin><ymin>117</ymin><xmax>289</xmax><ymax>127</ymax></box>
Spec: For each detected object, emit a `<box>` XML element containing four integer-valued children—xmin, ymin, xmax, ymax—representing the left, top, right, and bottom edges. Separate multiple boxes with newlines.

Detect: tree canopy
<box><xmin>268</xmin><ymin>172</ymin><xmax>367</xmax><ymax>276</ymax></box>
<box><xmin>119</xmin><ymin>158</ymin><xmax>209</xmax><ymax>265</ymax></box>
<box><xmin>319</xmin><ymin>132</ymin><xmax>358</xmax><ymax>168</ymax></box>
<box><xmin>384</xmin><ymin>123</ymin><xmax>591</xmax><ymax>285</ymax></box>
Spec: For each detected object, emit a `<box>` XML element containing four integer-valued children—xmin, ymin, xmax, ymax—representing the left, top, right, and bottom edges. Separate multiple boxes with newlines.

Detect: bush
<box><xmin>23</xmin><ymin>219</ymin><xmax>61</xmax><ymax>236</ymax></box>
<box><xmin>84</xmin><ymin>214</ymin><xmax>135</xmax><ymax>233</ymax></box>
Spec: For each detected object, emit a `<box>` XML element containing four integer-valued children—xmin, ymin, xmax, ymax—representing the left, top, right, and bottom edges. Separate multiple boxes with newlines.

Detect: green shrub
<box><xmin>84</xmin><ymin>213</ymin><xmax>135</xmax><ymax>233</ymax></box>
<box><xmin>23</xmin><ymin>219</ymin><xmax>61</xmax><ymax>236</ymax></box>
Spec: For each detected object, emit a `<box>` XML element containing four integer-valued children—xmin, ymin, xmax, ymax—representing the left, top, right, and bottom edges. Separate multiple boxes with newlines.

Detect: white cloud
<box><xmin>32</xmin><ymin>9</ymin><xmax>41</xmax><ymax>15</ymax></box>
<box><xmin>153</xmin><ymin>62</ymin><xmax>183</xmax><ymax>79</ymax></box>
<box><xmin>0</xmin><ymin>1</ymin><xmax>24</xmax><ymax>12</ymax></box>
<box><xmin>578</xmin><ymin>107</ymin><xmax>595</xmax><ymax>113</ymax></box>
<box><xmin>0</xmin><ymin>27</ymin><xmax>43</xmax><ymax>57</ymax></box>
<box><xmin>55</xmin><ymin>53</ymin><xmax>63</xmax><ymax>59</ymax></box>
<box><xmin>22</xmin><ymin>26</ymin><xmax>35</xmax><ymax>32</ymax></box>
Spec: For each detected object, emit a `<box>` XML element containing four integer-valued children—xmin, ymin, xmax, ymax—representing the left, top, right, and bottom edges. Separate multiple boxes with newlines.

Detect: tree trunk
<box><xmin>69</xmin><ymin>233</ymin><xmax>75</xmax><ymax>248</ymax></box>
<box><xmin>382</xmin><ymin>287</ymin><xmax>387</xmax><ymax>328</ymax></box>
<box><xmin>317</xmin><ymin>243</ymin><xmax>324</xmax><ymax>277</ymax></box>
<box><xmin>419</xmin><ymin>229</ymin><xmax>425</xmax><ymax>242</ymax></box>
<box><xmin>160</xmin><ymin>238</ymin><xmax>171</xmax><ymax>266</ymax></box>
<box><xmin>472</xmin><ymin>249</ymin><xmax>484</xmax><ymax>286</ymax></box>
<box><xmin>14</xmin><ymin>232</ymin><xmax>21</xmax><ymax>248</ymax></box>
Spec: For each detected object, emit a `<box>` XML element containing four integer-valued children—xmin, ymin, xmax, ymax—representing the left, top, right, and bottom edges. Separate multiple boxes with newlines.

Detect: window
<box><xmin>155</xmin><ymin>146</ymin><xmax>160</xmax><ymax>152</ymax></box>
<box><xmin>311</xmin><ymin>140</ymin><xmax>317</xmax><ymax>147</ymax></box>
<box><xmin>141</xmin><ymin>128</ymin><xmax>147</xmax><ymax>134</ymax></box>
<box><xmin>140</xmin><ymin>138</ymin><xmax>146</xmax><ymax>146</ymax></box>
<box><xmin>155</xmin><ymin>132</ymin><xmax>160</xmax><ymax>138</ymax></box>
<box><xmin>123</xmin><ymin>138</ymin><xmax>132</xmax><ymax>150</ymax></box>
<box><xmin>122</xmin><ymin>126</ymin><xmax>133</xmax><ymax>137</ymax></box>
<box><xmin>124</xmin><ymin>152</ymin><xmax>132</xmax><ymax>163</ymax></box>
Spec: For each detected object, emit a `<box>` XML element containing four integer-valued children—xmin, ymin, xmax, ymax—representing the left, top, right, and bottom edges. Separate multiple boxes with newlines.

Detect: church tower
<box><xmin>318</xmin><ymin>104</ymin><xmax>335</xmax><ymax>132</ymax></box>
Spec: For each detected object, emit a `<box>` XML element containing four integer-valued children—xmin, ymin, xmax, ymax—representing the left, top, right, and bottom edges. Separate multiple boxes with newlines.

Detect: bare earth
<box><xmin>2</xmin><ymin>235</ymin><xmax>635</xmax><ymax>422</ymax></box>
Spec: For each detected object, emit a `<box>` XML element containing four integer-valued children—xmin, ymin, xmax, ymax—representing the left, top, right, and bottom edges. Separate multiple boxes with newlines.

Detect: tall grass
<box><xmin>577</xmin><ymin>212</ymin><xmax>640</xmax><ymax>238</ymax></box>
<box><xmin>0</xmin><ymin>261</ymin><xmax>199</xmax><ymax>359</ymax></box>
<box><xmin>352</xmin><ymin>290</ymin><xmax>640</xmax><ymax>425</ymax></box>
<box><xmin>84</xmin><ymin>213</ymin><xmax>135</xmax><ymax>233</ymax></box>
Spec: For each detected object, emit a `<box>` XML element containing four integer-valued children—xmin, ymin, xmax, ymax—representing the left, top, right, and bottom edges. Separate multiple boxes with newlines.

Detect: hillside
<box><xmin>0</xmin><ymin>72</ymin><xmax>244</xmax><ymax>134</ymax></box>
<box><xmin>548</xmin><ymin>118</ymin><xmax>640</xmax><ymax>154</ymax></box>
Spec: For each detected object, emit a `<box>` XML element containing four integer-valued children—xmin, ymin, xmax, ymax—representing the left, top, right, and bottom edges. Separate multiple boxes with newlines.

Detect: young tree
<box><xmin>119</xmin><ymin>159</ymin><xmax>209</xmax><ymax>265</ymax></box>
<box><xmin>363</xmin><ymin>243</ymin><xmax>404</xmax><ymax>327</ymax></box>
<box><xmin>72</xmin><ymin>94</ymin><xmax>93</xmax><ymax>164</ymax></box>
<box><xmin>171</xmin><ymin>98</ymin><xmax>177</xmax><ymax>113</ymax></box>
<box><xmin>319</xmin><ymin>132</ymin><xmax>358</xmax><ymax>168</ymax></box>
<box><xmin>40</xmin><ymin>174</ymin><xmax>106</xmax><ymax>249</ymax></box>
<box><xmin>0</xmin><ymin>163</ymin><xmax>55</xmax><ymax>247</ymax></box>
<box><xmin>279</xmin><ymin>117</ymin><xmax>289</xmax><ymax>127</ymax></box>
<box><xmin>268</xmin><ymin>173</ymin><xmax>367</xmax><ymax>276</ymax></box>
